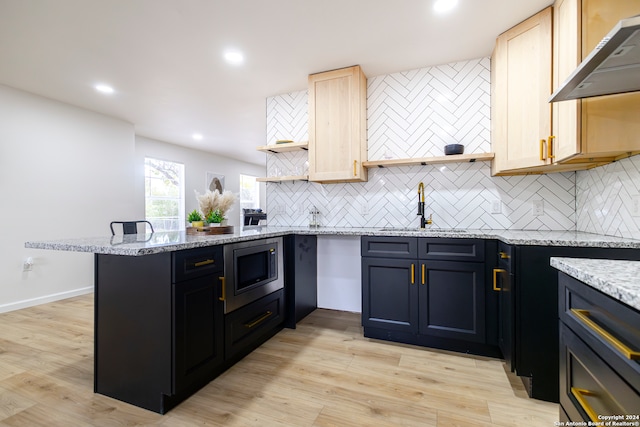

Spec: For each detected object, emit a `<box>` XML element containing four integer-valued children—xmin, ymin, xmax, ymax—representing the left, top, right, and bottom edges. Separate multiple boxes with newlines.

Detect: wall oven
<box><xmin>222</xmin><ymin>237</ymin><xmax>284</xmax><ymax>314</ymax></box>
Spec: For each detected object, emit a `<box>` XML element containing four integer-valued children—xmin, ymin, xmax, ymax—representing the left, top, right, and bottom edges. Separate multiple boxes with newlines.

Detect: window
<box><xmin>240</xmin><ymin>174</ymin><xmax>260</xmax><ymax>213</ymax></box>
<box><xmin>145</xmin><ymin>157</ymin><xmax>185</xmax><ymax>231</ymax></box>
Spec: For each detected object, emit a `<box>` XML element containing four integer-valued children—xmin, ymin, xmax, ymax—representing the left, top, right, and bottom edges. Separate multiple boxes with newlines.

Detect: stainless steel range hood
<box><xmin>549</xmin><ymin>14</ymin><xmax>640</xmax><ymax>102</ymax></box>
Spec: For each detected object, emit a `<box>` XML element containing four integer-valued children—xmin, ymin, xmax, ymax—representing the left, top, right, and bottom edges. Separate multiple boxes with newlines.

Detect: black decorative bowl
<box><xmin>444</xmin><ymin>144</ymin><xmax>464</xmax><ymax>155</ymax></box>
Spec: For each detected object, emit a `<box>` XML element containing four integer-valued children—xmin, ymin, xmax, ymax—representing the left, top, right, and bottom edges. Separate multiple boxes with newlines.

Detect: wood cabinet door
<box><xmin>173</xmin><ymin>274</ymin><xmax>224</xmax><ymax>394</ymax></box>
<box><xmin>362</xmin><ymin>257</ymin><xmax>419</xmax><ymax>333</ymax></box>
<box><xmin>553</xmin><ymin>0</ymin><xmax>582</xmax><ymax>163</ymax></box>
<box><xmin>419</xmin><ymin>261</ymin><xmax>486</xmax><ymax>343</ymax></box>
<box><xmin>308</xmin><ymin>65</ymin><xmax>367</xmax><ymax>183</ymax></box>
<box><xmin>492</xmin><ymin>7</ymin><xmax>553</xmax><ymax>174</ymax></box>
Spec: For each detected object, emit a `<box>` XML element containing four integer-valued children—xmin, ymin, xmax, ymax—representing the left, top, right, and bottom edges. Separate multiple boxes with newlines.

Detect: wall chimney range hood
<box><xmin>550</xmin><ymin>14</ymin><xmax>640</xmax><ymax>102</ymax></box>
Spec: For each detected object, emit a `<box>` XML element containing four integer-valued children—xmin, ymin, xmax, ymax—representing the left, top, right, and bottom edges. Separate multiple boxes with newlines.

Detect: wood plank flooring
<box><xmin>0</xmin><ymin>294</ymin><xmax>559</xmax><ymax>426</ymax></box>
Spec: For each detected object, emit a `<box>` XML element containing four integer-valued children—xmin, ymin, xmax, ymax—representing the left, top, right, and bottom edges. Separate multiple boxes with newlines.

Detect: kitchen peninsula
<box><xmin>25</xmin><ymin>227</ymin><xmax>640</xmax><ymax>414</ymax></box>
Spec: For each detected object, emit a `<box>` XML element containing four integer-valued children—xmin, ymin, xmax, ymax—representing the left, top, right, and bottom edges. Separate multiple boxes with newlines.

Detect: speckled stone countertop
<box><xmin>551</xmin><ymin>257</ymin><xmax>640</xmax><ymax>311</ymax></box>
<box><xmin>25</xmin><ymin>226</ymin><xmax>640</xmax><ymax>256</ymax></box>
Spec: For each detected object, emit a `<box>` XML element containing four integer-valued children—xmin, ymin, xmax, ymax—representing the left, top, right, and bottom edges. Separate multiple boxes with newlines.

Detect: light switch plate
<box><xmin>532</xmin><ymin>200</ymin><xmax>544</xmax><ymax>216</ymax></box>
<box><xmin>491</xmin><ymin>200</ymin><xmax>501</xmax><ymax>214</ymax></box>
<box><xmin>631</xmin><ymin>195</ymin><xmax>640</xmax><ymax>217</ymax></box>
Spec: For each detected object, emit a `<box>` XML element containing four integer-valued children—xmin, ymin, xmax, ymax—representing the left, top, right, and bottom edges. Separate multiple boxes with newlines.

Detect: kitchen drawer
<box><xmin>224</xmin><ymin>289</ymin><xmax>284</xmax><ymax>361</ymax></box>
<box><xmin>560</xmin><ymin>322</ymin><xmax>640</xmax><ymax>421</ymax></box>
<box><xmin>173</xmin><ymin>246</ymin><xmax>223</xmax><ymax>283</ymax></box>
<box><xmin>418</xmin><ymin>238</ymin><xmax>484</xmax><ymax>262</ymax></box>
<box><xmin>361</xmin><ymin>236</ymin><xmax>417</xmax><ymax>259</ymax></box>
<box><xmin>559</xmin><ymin>273</ymin><xmax>640</xmax><ymax>392</ymax></box>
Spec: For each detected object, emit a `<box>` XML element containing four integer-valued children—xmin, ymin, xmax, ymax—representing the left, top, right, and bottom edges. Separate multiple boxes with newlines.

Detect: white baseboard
<box><xmin>0</xmin><ymin>286</ymin><xmax>94</xmax><ymax>313</ymax></box>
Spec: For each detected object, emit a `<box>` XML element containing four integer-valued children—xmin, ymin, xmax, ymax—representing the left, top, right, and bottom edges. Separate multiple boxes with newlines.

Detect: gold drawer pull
<box><xmin>571</xmin><ymin>309</ymin><xmax>640</xmax><ymax>360</ymax></box>
<box><xmin>245</xmin><ymin>311</ymin><xmax>273</xmax><ymax>328</ymax></box>
<box><xmin>194</xmin><ymin>259</ymin><xmax>214</xmax><ymax>267</ymax></box>
<box><xmin>548</xmin><ymin>135</ymin><xmax>556</xmax><ymax>159</ymax></box>
<box><xmin>570</xmin><ymin>387</ymin><xmax>598</xmax><ymax>423</ymax></box>
<box><xmin>353</xmin><ymin>160</ymin><xmax>357</xmax><ymax>176</ymax></box>
<box><xmin>493</xmin><ymin>268</ymin><xmax>506</xmax><ymax>291</ymax></box>
<box><xmin>421</xmin><ymin>264</ymin><xmax>425</xmax><ymax>285</ymax></box>
<box><xmin>411</xmin><ymin>264</ymin><xmax>415</xmax><ymax>285</ymax></box>
<box><xmin>499</xmin><ymin>251</ymin><xmax>509</xmax><ymax>259</ymax></box>
<box><xmin>539</xmin><ymin>139</ymin><xmax>547</xmax><ymax>161</ymax></box>
<box><xmin>219</xmin><ymin>277</ymin><xmax>226</xmax><ymax>301</ymax></box>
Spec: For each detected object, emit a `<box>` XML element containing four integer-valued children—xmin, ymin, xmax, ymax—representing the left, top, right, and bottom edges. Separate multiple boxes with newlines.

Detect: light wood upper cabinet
<box><xmin>491</xmin><ymin>7</ymin><xmax>554</xmax><ymax>175</ymax></box>
<box><xmin>308</xmin><ymin>65</ymin><xmax>367</xmax><ymax>183</ymax></box>
<box><xmin>558</xmin><ymin>0</ymin><xmax>640</xmax><ymax>164</ymax></box>
<box><xmin>492</xmin><ymin>0</ymin><xmax>640</xmax><ymax>176</ymax></box>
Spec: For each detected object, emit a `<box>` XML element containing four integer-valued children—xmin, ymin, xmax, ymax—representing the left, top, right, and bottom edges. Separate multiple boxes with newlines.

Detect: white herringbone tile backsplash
<box><xmin>264</xmin><ymin>58</ymin><xmax>576</xmax><ymax>231</ymax></box>
<box><xmin>576</xmin><ymin>155</ymin><xmax>640</xmax><ymax>240</ymax></box>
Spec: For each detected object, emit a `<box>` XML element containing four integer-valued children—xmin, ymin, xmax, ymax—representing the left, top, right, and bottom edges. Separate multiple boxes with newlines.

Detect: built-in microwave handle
<box><xmin>219</xmin><ymin>276</ymin><xmax>226</xmax><ymax>301</ymax></box>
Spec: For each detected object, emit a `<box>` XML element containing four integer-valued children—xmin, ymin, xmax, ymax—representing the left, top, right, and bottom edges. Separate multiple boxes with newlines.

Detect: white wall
<box><xmin>0</xmin><ymin>84</ymin><xmax>139</xmax><ymax>311</ymax></box>
<box><xmin>135</xmin><ymin>136</ymin><xmax>266</xmax><ymax>227</ymax></box>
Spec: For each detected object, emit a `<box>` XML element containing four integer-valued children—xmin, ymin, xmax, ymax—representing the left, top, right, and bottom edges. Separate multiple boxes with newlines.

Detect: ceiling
<box><xmin>0</xmin><ymin>0</ymin><xmax>552</xmax><ymax>166</ymax></box>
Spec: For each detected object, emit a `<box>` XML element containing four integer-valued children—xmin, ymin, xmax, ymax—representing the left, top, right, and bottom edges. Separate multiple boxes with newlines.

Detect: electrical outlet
<box><xmin>23</xmin><ymin>257</ymin><xmax>33</xmax><ymax>272</ymax></box>
<box><xmin>631</xmin><ymin>195</ymin><xmax>640</xmax><ymax>217</ymax></box>
<box><xmin>532</xmin><ymin>200</ymin><xmax>544</xmax><ymax>216</ymax></box>
<box><xmin>360</xmin><ymin>201</ymin><xmax>368</xmax><ymax>215</ymax></box>
<box><xmin>297</xmin><ymin>204</ymin><xmax>305</xmax><ymax>215</ymax></box>
<box><xmin>491</xmin><ymin>200</ymin><xmax>501</xmax><ymax>214</ymax></box>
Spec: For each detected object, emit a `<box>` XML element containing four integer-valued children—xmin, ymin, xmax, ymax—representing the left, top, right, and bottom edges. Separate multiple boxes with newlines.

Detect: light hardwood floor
<box><xmin>0</xmin><ymin>294</ymin><xmax>559</xmax><ymax>426</ymax></box>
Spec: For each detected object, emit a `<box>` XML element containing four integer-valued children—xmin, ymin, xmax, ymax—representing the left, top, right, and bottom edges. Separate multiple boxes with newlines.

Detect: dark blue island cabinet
<box><xmin>94</xmin><ymin>244</ymin><xmax>286</xmax><ymax>414</ymax></box>
<box><xmin>361</xmin><ymin>236</ymin><xmax>500</xmax><ymax>358</ymax></box>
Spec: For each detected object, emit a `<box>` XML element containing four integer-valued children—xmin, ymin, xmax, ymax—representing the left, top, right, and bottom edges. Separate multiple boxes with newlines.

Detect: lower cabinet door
<box><xmin>419</xmin><ymin>261</ymin><xmax>485</xmax><ymax>343</ymax></box>
<box><xmin>173</xmin><ymin>274</ymin><xmax>224</xmax><ymax>394</ymax></box>
<box><xmin>362</xmin><ymin>257</ymin><xmax>419</xmax><ymax>333</ymax></box>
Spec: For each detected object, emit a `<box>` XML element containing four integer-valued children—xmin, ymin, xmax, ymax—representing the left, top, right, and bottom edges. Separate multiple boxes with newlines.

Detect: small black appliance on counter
<box><xmin>243</xmin><ymin>208</ymin><xmax>267</xmax><ymax>225</ymax></box>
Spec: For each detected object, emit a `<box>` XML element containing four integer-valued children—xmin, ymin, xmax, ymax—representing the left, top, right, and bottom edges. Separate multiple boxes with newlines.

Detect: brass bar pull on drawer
<box><xmin>493</xmin><ymin>269</ymin><xmax>506</xmax><ymax>291</ymax></box>
<box><xmin>245</xmin><ymin>311</ymin><xmax>273</xmax><ymax>328</ymax></box>
<box><xmin>548</xmin><ymin>135</ymin><xmax>556</xmax><ymax>159</ymax></box>
<box><xmin>353</xmin><ymin>160</ymin><xmax>357</xmax><ymax>176</ymax></box>
<box><xmin>194</xmin><ymin>259</ymin><xmax>214</xmax><ymax>267</ymax></box>
<box><xmin>570</xmin><ymin>387</ymin><xmax>598</xmax><ymax>423</ymax></box>
<box><xmin>411</xmin><ymin>264</ymin><xmax>415</xmax><ymax>285</ymax></box>
<box><xmin>421</xmin><ymin>264</ymin><xmax>425</xmax><ymax>285</ymax></box>
<box><xmin>539</xmin><ymin>139</ymin><xmax>547</xmax><ymax>161</ymax></box>
<box><xmin>499</xmin><ymin>251</ymin><xmax>509</xmax><ymax>259</ymax></box>
<box><xmin>571</xmin><ymin>308</ymin><xmax>640</xmax><ymax>360</ymax></box>
<box><xmin>219</xmin><ymin>277</ymin><xmax>226</xmax><ymax>301</ymax></box>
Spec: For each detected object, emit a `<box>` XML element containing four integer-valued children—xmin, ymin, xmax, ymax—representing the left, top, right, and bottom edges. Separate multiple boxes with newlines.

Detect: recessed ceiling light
<box><xmin>433</xmin><ymin>0</ymin><xmax>458</xmax><ymax>13</ymax></box>
<box><xmin>192</xmin><ymin>133</ymin><xmax>203</xmax><ymax>141</ymax></box>
<box><xmin>95</xmin><ymin>84</ymin><xmax>115</xmax><ymax>94</ymax></box>
<box><xmin>223</xmin><ymin>50</ymin><xmax>244</xmax><ymax>65</ymax></box>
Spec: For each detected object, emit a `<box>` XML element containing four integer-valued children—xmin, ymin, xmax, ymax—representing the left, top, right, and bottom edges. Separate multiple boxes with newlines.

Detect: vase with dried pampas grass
<box><xmin>194</xmin><ymin>189</ymin><xmax>236</xmax><ymax>220</ymax></box>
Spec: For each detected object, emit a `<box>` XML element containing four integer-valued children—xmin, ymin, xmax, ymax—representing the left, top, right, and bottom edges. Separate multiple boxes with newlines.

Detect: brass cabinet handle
<box><xmin>539</xmin><ymin>139</ymin><xmax>547</xmax><ymax>161</ymax></box>
<box><xmin>219</xmin><ymin>276</ymin><xmax>226</xmax><ymax>301</ymax></box>
<box><xmin>499</xmin><ymin>251</ymin><xmax>509</xmax><ymax>259</ymax></box>
<box><xmin>411</xmin><ymin>264</ymin><xmax>415</xmax><ymax>285</ymax></box>
<box><xmin>194</xmin><ymin>259</ymin><xmax>214</xmax><ymax>267</ymax></box>
<box><xmin>245</xmin><ymin>311</ymin><xmax>273</xmax><ymax>328</ymax></box>
<box><xmin>571</xmin><ymin>308</ymin><xmax>640</xmax><ymax>360</ymax></box>
<box><xmin>421</xmin><ymin>264</ymin><xmax>425</xmax><ymax>285</ymax></box>
<box><xmin>570</xmin><ymin>387</ymin><xmax>598</xmax><ymax>422</ymax></box>
<box><xmin>493</xmin><ymin>268</ymin><xmax>506</xmax><ymax>291</ymax></box>
<box><xmin>548</xmin><ymin>135</ymin><xmax>556</xmax><ymax>159</ymax></box>
<box><xmin>353</xmin><ymin>160</ymin><xmax>357</xmax><ymax>176</ymax></box>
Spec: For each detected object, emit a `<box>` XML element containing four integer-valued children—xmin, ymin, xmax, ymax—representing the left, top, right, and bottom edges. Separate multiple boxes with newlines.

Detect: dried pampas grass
<box><xmin>195</xmin><ymin>189</ymin><xmax>236</xmax><ymax>219</ymax></box>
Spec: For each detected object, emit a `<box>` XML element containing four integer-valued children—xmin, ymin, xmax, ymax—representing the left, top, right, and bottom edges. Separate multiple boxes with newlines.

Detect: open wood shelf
<box><xmin>363</xmin><ymin>153</ymin><xmax>495</xmax><ymax>168</ymax></box>
<box><xmin>256</xmin><ymin>141</ymin><xmax>309</xmax><ymax>153</ymax></box>
<box><xmin>256</xmin><ymin>175</ymin><xmax>309</xmax><ymax>183</ymax></box>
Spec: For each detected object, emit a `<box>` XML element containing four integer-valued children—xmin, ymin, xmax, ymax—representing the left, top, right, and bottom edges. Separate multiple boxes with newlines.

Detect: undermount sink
<box><xmin>379</xmin><ymin>227</ymin><xmax>468</xmax><ymax>233</ymax></box>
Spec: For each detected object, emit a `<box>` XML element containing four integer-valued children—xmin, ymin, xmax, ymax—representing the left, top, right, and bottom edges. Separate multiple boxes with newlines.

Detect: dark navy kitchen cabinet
<box><xmin>361</xmin><ymin>236</ymin><xmax>499</xmax><ymax>357</ymax></box>
<box><xmin>172</xmin><ymin>247</ymin><xmax>224</xmax><ymax>396</ymax></box>
<box><xmin>284</xmin><ymin>234</ymin><xmax>318</xmax><ymax>327</ymax></box>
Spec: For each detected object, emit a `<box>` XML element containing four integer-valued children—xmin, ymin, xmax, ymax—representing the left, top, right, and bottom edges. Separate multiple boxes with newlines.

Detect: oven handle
<box><xmin>219</xmin><ymin>276</ymin><xmax>226</xmax><ymax>301</ymax></box>
<box><xmin>245</xmin><ymin>311</ymin><xmax>273</xmax><ymax>328</ymax></box>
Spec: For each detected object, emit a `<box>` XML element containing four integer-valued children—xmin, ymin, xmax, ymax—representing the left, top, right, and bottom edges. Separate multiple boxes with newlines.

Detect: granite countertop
<box><xmin>25</xmin><ymin>226</ymin><xmax>640</xmax><ymax>256</ymax></box>
<box><xmin>551</xmin><ymin>257</ymin><xmax>640</xmax><ymax>311</ymax></box>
